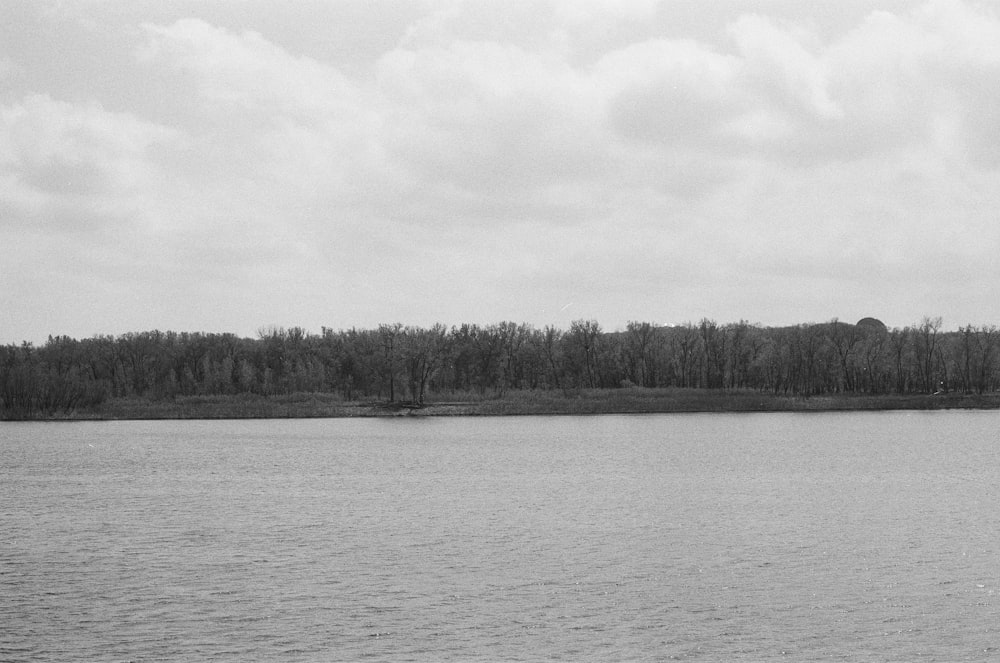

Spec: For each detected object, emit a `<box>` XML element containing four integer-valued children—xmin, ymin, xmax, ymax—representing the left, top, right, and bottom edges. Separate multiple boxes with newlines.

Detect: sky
<box><xmin>2</xmin><ymin>0</ymin><xmax>999</xmax><ymax>343</ymax></box>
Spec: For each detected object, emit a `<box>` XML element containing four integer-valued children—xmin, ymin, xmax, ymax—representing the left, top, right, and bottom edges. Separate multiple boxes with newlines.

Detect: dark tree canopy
<box><xmin>856</xmin><ymin>317</ymin><xmax>888</xmax><ymax>333</ymax></box>
<box><xmin>2</xmin><ymin>318</ymin><xmax>998</xmax><ymax>418</ymax></box>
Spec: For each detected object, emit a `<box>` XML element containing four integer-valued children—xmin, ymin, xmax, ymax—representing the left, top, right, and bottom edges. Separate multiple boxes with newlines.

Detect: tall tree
<box><xmin>914</xmin><ymin>316</ymin><xmax>943</xmax><ymax>393</ymax></box>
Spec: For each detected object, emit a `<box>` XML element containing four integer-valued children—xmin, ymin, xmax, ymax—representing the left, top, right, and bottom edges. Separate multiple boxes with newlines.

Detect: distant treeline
<box><xmin>1</xmin><ymin>317</ymin><xmax>998</xmax><ymax>419</ymax></box>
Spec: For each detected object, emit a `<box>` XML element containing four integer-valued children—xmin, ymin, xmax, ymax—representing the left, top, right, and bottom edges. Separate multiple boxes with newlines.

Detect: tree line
<box><xmin>1</xmin><ymin>317</ymin><xmax>998</xmax><ymax>418</ymax></box>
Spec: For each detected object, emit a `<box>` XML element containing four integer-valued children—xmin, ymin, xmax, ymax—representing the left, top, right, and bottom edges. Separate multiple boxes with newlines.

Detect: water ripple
<box><xmin>2</xmin><ymin>413</ymin><xmax>999</xmax><ymax>661</ymax></box>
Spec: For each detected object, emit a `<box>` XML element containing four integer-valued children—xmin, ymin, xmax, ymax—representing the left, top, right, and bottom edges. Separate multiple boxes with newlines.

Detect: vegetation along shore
<box><xmin>2</xmin><ymin>316</ymin><xmax>998</xmax><ymax>420</ymax></box>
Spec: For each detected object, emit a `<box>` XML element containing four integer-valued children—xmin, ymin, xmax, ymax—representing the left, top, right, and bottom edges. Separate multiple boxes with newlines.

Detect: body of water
<box><xmin>2</xmin><ymin>411</ymin><xmax>998</xmax><ymax>661</ymax></box>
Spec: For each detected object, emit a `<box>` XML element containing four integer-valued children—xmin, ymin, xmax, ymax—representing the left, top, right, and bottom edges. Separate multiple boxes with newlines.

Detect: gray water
<box><xmin>2</xmin><ymin>411</ymin><xmax>998</xmax><ymax>661</ymax></box>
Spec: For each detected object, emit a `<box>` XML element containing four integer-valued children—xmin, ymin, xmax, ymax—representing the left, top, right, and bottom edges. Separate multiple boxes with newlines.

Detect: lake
<box><xmin>2</xmin><ymin>411</ymin><xmax>998</xmax><ymax>661</ymax></box>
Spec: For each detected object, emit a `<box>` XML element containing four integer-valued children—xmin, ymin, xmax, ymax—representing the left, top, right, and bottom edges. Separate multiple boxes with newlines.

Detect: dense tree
<box><xmin>827</xmin><ymin>320</ymin><xmax>860</xmax><ymax>393</ymax></box>
<box><xmin>399</xmin><ymin>324</ymin><xmax>449</xmax><ymax>404</ymax></box>
<box><xmin>973</xmin><ymin>325</ymin><xmax>999</xmax><ymax>393</ymax></box>
<box><xmin>2</xmin><ymin>317</ymin><xmax>998</xmax><ymax>418</ymax></box>
<box><xmin>857</xmin><ymin>323</ymin><xmax>889</xmax><ymax>394</ymax></box>
<box><xmin>566</xmin><ymin>320</ymin><xmax>602</xmax><ymax>388</ymax></box>
<box><xmin>540</xmin><ymin>325</ymin><xmax>564</xmax><ymax>390</ymax></box>
<box><xmin>672</xmin><ymin>323</ymin><xmax>702</xmax><ymax>389</ymax></box>
<box><xmin>624</xmin><ymin>321</ymin><xmax>660</xmax><ymax>387</ymax></box>
<box><xmin>913</xmin><ymin>316</ymin><xmax>943</xmax><ymax>393</ymax></box>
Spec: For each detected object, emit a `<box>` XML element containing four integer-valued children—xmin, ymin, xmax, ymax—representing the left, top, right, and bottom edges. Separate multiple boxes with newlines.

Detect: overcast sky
<box><xmin>2</xmin><ymin>0</ymin><xmax>998</xmax><ymax>343</ymax></box>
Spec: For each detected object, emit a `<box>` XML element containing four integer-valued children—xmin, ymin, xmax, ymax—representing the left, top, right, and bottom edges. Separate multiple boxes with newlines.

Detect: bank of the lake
<box><xmin>11</xmin><ymin>388</ymin><xmax>999</xmax><ymax>420</ymax></box>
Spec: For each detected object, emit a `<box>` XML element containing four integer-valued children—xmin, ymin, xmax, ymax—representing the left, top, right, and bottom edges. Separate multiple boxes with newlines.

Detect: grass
<box><xmin>67</xmin><ymin>392</ymin><xmax>377</xmax><ymax>420</ymax></box>
<box><xmin>19</xmin><ymin>388</ymin><xmax>997</xmax><ymax>420</ymax></box>
<box><xmin>425</xmin><ymin>388</ymin><xmax>1000</xmax><ymax>416</ymax></box>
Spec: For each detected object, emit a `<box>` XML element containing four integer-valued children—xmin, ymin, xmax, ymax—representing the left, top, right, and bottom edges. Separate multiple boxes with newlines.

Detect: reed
<box><xmin>31</xmin><ymin>388</ymin><xmax>996</xmax><ymax>420</ymax></box>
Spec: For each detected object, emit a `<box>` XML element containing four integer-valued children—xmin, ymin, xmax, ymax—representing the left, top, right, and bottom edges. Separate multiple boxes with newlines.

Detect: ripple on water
<box><xmin>2</xmin><ymin>413</ymin><xmax>999</xmax><ymax>661</ymax></box>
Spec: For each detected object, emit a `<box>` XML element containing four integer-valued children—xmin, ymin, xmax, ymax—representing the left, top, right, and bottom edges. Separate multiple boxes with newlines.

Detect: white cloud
<box><xmin>139</xmin><ymin>18</ymin><xmax>360</xmax><ymax>120</ymax></box>
<box><xmin>823</xmin><ymin>1</ymin><xmax>1000</xmax><ymax>166</ymax></box>
<box><xmin>0</xmin><ymin>94</ymin><xmax>176</xmax><ymax>225</ymax></box>
<box><xmin>2</xmin><ymin>0</ymin><xmax>1000</xmax><ymax>341</ymax></box>
<box><xmin>137</xmin><ymin>18</ymin><xmax>387</xmax><ymax>216</ymax></box>
<box><xmin>376</xmin><ymin>39</ymin><xmax>606</xmax><ymax>198</ymax></box>
<box><xmin>598</xmin><ymin>38</ymin><xmax>744</xmax><ymax>149</ymax></box>
<box><xmin>728</xmin><ymin>14</ymin><xmax>842</xmax><ymax>122</ymax></box>
<box><xmin>0</xmin><ymin>56</ymin><xmax>19</xmax><ymax>81</ymax></box>
<box><xmin>552</xmin><ymin>0</ymin><xmax>659</xmax><ymax>25</ymax></box>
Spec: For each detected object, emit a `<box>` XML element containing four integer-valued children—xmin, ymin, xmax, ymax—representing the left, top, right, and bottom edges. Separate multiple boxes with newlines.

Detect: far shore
<box><xmin>7</xmin><ymin>388</ymin><xmax>999</xmax><ymax>421</ymax></box>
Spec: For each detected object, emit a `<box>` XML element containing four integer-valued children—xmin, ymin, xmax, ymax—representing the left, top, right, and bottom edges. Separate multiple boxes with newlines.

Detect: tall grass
<box><xmin>14</xmin><ymin>388</ymin><xmax>999</xmax><ymax>420</ymax></box>
<box><xmin>90</xmin><ymin>392</ymin><xmax>374</xmax><ymax>419</ymax></box>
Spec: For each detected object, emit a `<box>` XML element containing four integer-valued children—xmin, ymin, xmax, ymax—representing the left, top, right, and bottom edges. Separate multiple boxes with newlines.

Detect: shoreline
<box><xmin>6</xmin><ymin>389</ymin><xmax>999</xmax><ymax>421</ymax></box>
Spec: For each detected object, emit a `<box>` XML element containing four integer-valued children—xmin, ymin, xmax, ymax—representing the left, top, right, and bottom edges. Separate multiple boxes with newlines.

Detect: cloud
<box><xmin>0</xmin><ymin>56</ymin><xmax>19</xmax><ymax>81</ymax></box>
<box><xmin>819</xmin><ymin>0</ymin><xmax>1000</xmax><ymax>166</ymax></box>
<box><xmin>913</xmin><ymin>0</ymin><xmax>1000</xmax><ymax>167</ymax></box>
<box><xmin>376</xmin><ymin>40</ymin><xmax>607</xmax><ymax>199</ymax></box>
<box><xmin>598</xmin><ymin>39</ymin><xmax>744</xmax><ymax>149</ymax></box>
<box><xmin>3</xmin><ymin>0</ymin><xmax>1000</xmax><ymax>342</ymax></box>
<box><xmin>594</xmin><ymin>0</ymin><xmax>1000</xmax><ymax>173</ymax></box>
<box><xmin>0</xmin><ymin>94</ymin><xmax>176</xmax><ymax>228</ymax></box>
<box><xmin>552</xmin><ymin>0</ymin><xmax>659</xmax><ymax>25</ymax></box>
<box><xmin>139</xmin><ymin>18</ymin><xmax>360</xmax><ymax>120</ymax></box>
<box><xmin>136</xmin><ymin>19</ymin><xmax>383</xmax><ymax>227</ymax></box>
<box><xmin>728</xmin><ymin>14</ymin><xmax>842</xmax><ymax>127</ymax></box>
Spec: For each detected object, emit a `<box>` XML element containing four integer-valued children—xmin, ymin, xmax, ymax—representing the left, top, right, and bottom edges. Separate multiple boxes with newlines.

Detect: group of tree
<box><xmin>2</xmin><ymin>316</ymin><xmax>998</xmax><ymax>418</ymax></box>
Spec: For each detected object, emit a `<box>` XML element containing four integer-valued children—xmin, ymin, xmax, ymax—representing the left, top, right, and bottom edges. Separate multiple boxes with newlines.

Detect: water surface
<box><xmin>2</xmin><ymin>411</ymin><xmax>998</xmax><ymax>661</ymax></box>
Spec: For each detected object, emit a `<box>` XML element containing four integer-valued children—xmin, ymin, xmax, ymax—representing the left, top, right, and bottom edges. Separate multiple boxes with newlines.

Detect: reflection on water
<box><xmin>2</xmin><ymin>412</ymin><xmax>999</xmax><ymax>661</ymax></box>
